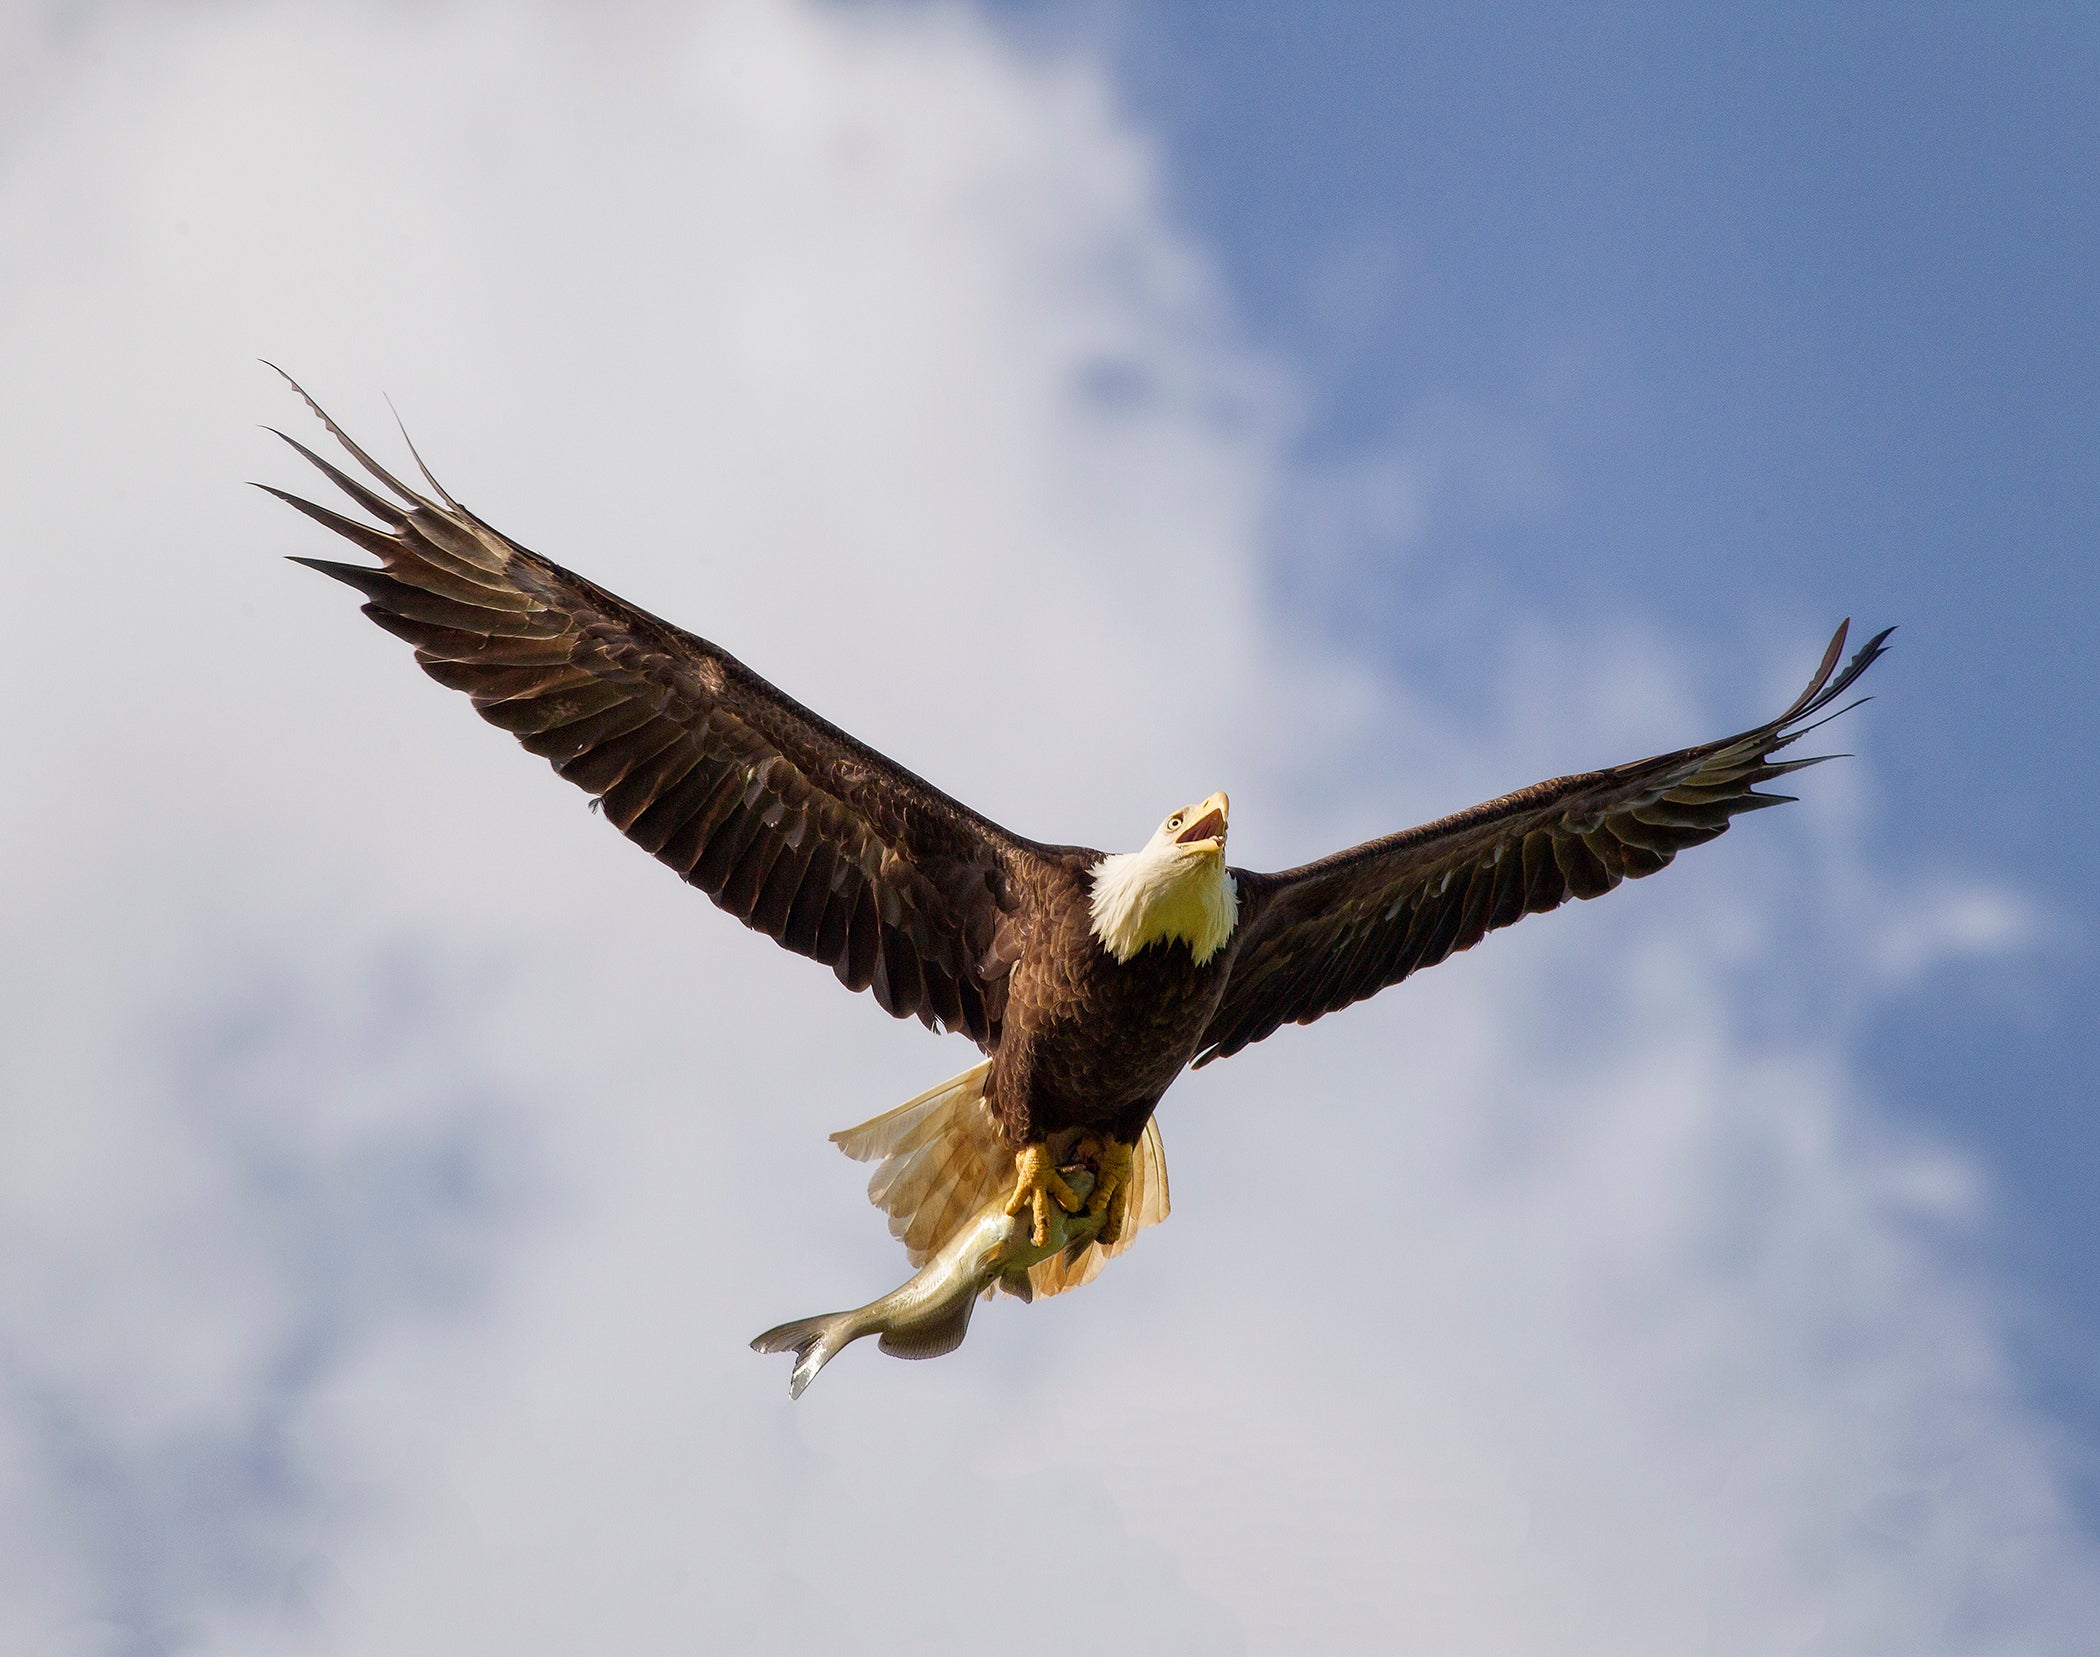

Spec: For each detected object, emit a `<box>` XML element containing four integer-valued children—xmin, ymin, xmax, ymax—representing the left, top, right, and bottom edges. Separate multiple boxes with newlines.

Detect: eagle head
<box><xmin>1088</xmin><ymin>792</ymin><xmax>1238</xmax><ymax>966</ymax></box>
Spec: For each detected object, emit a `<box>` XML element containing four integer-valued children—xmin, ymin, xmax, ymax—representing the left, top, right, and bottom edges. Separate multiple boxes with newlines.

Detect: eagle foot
<box><xmin>1003</xmin><ymin>1144</ymin><xmax>1082</xmax><ymax>1248</ymax></box>
<box><xmin>1077</xmin><ymin>1134</ymin><xmax>1136</xmax><ymax>1246</ymax></box>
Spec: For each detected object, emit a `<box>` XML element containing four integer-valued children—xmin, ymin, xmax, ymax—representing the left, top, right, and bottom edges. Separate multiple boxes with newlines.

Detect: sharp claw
<box><xmin>1080</xmin><ymin>1137</ymin><xmax>1136</xmax><ymax>1242</ymax></box>
<box><xmin>1009</xmin><ymin>1145</ymin><xmax>1081</xmax><ymax>1248</ymax></box>
<box><xmin>1097</xmin><ymin>1182</ymin><xmax>1129</xmax><ymax>1246</ymax></box>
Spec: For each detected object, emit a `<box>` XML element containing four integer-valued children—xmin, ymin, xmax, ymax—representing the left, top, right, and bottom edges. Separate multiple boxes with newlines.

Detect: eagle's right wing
<box><xmin>265</xmin><ymin>374</ymin><xmax>1063</xmax><ymax>1049</ymax></box>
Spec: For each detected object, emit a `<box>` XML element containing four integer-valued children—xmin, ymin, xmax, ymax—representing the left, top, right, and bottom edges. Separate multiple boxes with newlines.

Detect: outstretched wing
<box><xmin>1196</xmin><ymin>622</ymin><xmax>1892</xmax><ymax>1067</ymax></box>
<box><xmin>264</xmin><ymin>374</ymin><xmax>1054</xmax><ymax>1048</ymax></box>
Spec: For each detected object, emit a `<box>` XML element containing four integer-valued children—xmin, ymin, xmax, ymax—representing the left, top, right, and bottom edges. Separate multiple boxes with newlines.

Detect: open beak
<box><xmin>1175</xmin><ymin>793</ymin><xmax>1229</xmax><ymax>847</ymax></box>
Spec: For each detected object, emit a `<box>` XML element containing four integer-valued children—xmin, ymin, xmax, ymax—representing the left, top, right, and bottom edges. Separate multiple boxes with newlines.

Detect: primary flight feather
<box><xmin>266</xmin><ymin>373</ymin><xmax>1891</xmax><ymax>1348</ymax></box>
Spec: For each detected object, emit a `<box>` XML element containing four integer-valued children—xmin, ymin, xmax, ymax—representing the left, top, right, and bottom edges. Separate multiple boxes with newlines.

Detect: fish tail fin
<box><xmin>750</xmin><ymin>1312</ymin><xmax>859</xmax><ymax>1400</ymax></box>
<box><xmin>830</xmin><ymin>1060</ymin><xmax>1011</xmax><ymax>1267</ymax></box>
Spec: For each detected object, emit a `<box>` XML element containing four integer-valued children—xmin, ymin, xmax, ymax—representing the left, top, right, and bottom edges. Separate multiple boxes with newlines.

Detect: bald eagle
<box><xmin>266</xmin><ymin>376</ymin><xmax>1889</xmax><ymax>1300</ymax></box>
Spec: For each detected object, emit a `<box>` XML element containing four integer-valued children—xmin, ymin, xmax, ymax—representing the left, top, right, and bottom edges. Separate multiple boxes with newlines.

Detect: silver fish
<box><xmin>752</xmin><ymin>1165</ymin><xmax>1104</xmax><ymax>1398</ymax></box>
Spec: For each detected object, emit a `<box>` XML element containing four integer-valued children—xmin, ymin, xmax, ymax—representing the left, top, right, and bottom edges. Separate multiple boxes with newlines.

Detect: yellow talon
<box><xmin>1084</xmin><ymin>1136</ymin><xmax>1137</xmax><ymax>1246</ymax></box>
<box><xmin>1003</xmin><ymin>1143</ymin><xmax>1082</xmax><ymax>1248</ymax></box>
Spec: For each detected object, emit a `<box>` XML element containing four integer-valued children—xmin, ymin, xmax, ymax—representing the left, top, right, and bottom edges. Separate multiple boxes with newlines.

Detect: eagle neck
<box><xmin>1087</xmin><ymin>845</ymin><xmax>1238</xmax><ymax>967</ymax></box>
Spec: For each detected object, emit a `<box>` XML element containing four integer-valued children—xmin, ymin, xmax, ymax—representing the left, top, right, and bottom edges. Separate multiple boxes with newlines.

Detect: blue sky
<box><xmin>1</xmin><ymin>3</ymin><xmax>2095</xmax><ymax>1651</ymax></box>
<box><xmin>1099</xmin><ymin>0</ymin><xmax>2100</xmax><ymax>1463</ymax></box>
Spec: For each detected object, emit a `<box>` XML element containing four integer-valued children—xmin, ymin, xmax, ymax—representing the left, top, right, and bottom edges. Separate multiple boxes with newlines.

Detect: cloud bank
<box><xmin>1</xmin><ymin>3</ymin><xmax>2090</xmax><ymax>1652</ymax></box>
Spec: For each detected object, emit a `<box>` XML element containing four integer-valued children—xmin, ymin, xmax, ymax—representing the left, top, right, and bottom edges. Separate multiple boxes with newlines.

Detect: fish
<box><xmin>752</xmin><ymin>1164</ymin><xmax>1106</xmax><ymax>1398</ymax></box>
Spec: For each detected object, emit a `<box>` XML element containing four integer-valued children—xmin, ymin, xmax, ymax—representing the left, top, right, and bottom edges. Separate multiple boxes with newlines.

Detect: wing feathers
<box><xmin>1197</xmin><ymin>622</ymin><xmax>1891</xmax><ymax>1066</ymax></box>
<box><xmin>264</xmin><ymin>431</ymin><xmax>410</xmax><ymax>528</ymax></box>
<box><xmin>269</xmin><ymin>376</ymin><xmax>1050</xmax><ymax>1050</ymax></box>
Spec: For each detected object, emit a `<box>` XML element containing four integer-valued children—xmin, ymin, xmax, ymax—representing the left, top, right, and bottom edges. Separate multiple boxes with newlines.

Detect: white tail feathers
<box><xmin>830</xmin><ymin>1061</ymin><xmax>1169</xmax><ymax>1298</ymax></box>
<box><xmin>832</xmin><ymin>1062</ymin><xmax>1005</xmax><ymax>1265</ymax></box>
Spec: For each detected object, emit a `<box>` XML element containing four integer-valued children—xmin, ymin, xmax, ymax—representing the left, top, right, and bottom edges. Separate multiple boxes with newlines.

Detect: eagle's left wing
<box><xmin>1194</xmin><ymin>622</ymin><xmax>1890</xmax><ymax>1068</ymax></box>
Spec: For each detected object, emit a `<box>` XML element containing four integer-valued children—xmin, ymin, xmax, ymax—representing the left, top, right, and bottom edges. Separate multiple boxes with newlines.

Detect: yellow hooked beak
<box><xmin>1174</xmin><ymin>791</ymin><xmax>1230</xmax><ymax>849</ymax></box>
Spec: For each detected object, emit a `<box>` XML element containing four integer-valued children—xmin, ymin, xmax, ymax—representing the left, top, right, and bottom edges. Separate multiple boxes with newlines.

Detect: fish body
<box><xmin>753</xmin><ymin>1166</ymin><xmax>1104</xmax><ymax>1397</ymax></box>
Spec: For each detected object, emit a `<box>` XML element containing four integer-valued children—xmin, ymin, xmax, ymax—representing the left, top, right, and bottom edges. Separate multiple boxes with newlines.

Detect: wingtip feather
<box><xmin>286</xmin><ymin>553</ymin><xmax>381</xmax><ymax>589</ymax></box>
<box><xmin>261</xmin><ymin>485</ymin><xmax>400</xmax><ymax>560</ymax></box>
<box><xmin>385</xmin><ymin>391</ymin><xmax>462</xmax><ymax>510</ymax></box>
<box><xmin>263</xmin><ymin>426</ymin><xmax>411</xmax><ymax>525</ymax></box>
<box><xmin>264</xmin><ymin>364</ymin><xmax>424</xmax><ymax>508</ymax></box>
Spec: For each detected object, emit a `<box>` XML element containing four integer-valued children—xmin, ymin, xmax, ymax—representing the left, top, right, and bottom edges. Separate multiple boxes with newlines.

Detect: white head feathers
<box><xmin>1088</xmin><ymin>792</ymin><xmax>1238</xmax><ymax>967</ymax></box>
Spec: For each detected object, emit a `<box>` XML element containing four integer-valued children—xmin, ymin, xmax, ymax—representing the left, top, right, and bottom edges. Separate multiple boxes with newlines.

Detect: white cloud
<box><xmin>1870</xmin><ymin>882</ymin><xmax>2048</xmax><ymax>986</ymax></box>
<box><xmin>0</xmin><ymin>2</ymin><xmax>2092</xmax><ymax>1653</ymax></box>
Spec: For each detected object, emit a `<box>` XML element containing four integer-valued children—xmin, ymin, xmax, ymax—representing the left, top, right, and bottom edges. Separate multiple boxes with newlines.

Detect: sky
<box><xmin>0</xmin><ymin>3</ymin><xmax>2092</xmax><ymax>1653</ymax></box>
<box><xmin>1096</xmin><ymin>0</ymin><xmax>2100</xmax><ymax>1431</ymax></box>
